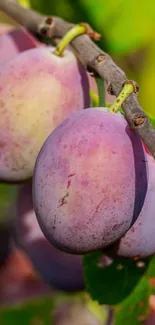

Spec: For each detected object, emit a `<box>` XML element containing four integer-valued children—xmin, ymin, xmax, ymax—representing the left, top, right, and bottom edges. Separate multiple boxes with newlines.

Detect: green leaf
<box><xmin>114</xmin><ymin>255</ymin><xmax>155</xmax><ymax>325</ymax></box>
<box><xmin>114</xmin><ymin>277</ymin><xmax>149</xmax><ymax>325</ymax></box>
<box><xmin>83</xmin><ymin>251</ymin><xmax>150</xmax><ymax>305</ymax></box>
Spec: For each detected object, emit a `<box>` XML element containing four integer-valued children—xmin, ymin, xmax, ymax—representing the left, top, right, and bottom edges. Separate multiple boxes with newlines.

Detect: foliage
<box><xmin>83</xmin><ymin>251</ymin><xmax>151</xmax><ymax>305</ymax></box>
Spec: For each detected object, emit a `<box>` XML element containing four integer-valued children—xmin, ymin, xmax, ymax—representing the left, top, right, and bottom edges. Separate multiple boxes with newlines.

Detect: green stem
<box><xmin>53</xmin><ymin>25</ymin><xmax>86</xmax><ymax>57</ymax></box>
<box><xmin>96</xmin><ymin>77</ymin><xmax>105</xmax><ymax>107</ymax></box>
<box><xmin>110</xmin><ymin>83</ymin><xmax>134</xmax><ymax>113</ymax></box>
<box><xmin>89</xmin><ymin>89</ymin><xmax>99</xmax><ymax>107</ymax></box>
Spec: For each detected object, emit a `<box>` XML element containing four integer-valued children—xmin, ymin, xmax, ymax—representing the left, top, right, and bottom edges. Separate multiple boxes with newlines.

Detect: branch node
<box><xmin>107</xmin><ymin>83</ymin><xmax>115</xmax><ymax>96</ymax></box>
<box><xmin>133</xmin><ymin>117</ymin><xmax>145</xmax><ymax>126</ymax></box>
<box><xmin>38</xmin><ymin>16</ymin><xmax>54</xmax><ymax>38</ymax></box>
<box><xmin>87</xmin><ymin>66</ymin><xmax>99</xmax><ymax>78</ymax></box>
<box><xmin>45</xmin><ymin>17</ymin><xmax>53</xmax><ymax>25</ymax></box>
<box><xmin>39</xmin><ymin>26</ymin><xmax>48</xmax><ymax>37</ymax></box>
<box><xmin>79</xmin><ymin>22</ymin><xmax>101</xmax><ymax>41</ymax></box>
<box><xmin>95</xmin><ymin>54</ymin><xmax>106</xmax><ymax>64</ymax></box>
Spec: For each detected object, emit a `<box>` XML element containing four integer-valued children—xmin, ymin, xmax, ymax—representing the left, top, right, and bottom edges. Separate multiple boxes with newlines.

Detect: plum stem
<box><xmin>53</xmin><ymin>25</ymin><xmax>86</xmax><ymax>57</ymax></box>
<box><xmin>96</xmin><ymin>77</ymin><xmax>105</xmax><ymax>107</ymax></box>
<box><xmin>89</xmin><ymin>90</ymin><xmax>99</xmax><ymax>107</ymax></box>
<box><xmin>110</xmin><ymin>83</ymin><xmax>134</xmax><ymax>113</ymax></box>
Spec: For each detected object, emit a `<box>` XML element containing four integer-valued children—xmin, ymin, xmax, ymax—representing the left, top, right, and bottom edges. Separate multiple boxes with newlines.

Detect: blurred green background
<box><xmin>0</xmin><ymin>0</ymin><xmax>155</xmax><ymax>323</ymax></box>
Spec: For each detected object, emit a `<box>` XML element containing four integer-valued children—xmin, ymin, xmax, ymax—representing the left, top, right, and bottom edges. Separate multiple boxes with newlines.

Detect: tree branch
<box><xmin>1</xmin><ymin>0</ymin><xmax>155</xmax><ymax>158</ymax></box>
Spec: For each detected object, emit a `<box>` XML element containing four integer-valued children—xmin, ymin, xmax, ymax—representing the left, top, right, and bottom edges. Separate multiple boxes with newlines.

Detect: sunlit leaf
<box><xmin>83</xmin><ymin>251</ymin><xmax>150</xmax><ymax>305</ymax></box>
<box><xmin>114</xmin><ymin>277</ymin><xmax>149</xmax><ymax>325</ymax></box>
<box><xmin>114</xmin><ymin>256</ymin><xmax>155</xmax><ymax>325</ymax></box>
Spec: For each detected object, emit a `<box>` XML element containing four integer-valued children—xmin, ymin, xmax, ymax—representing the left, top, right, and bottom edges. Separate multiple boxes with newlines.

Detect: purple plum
<box><xmin>0</xmin><ymin>46</ymin><xmax>89</xmax><ymax>181</ymax></box>
<box><xmin>13</xmin><ymin>181</ymin><xmax>84</xmax><ymax>292</ymax></box>
<box><xmin>33</xmin><ymin>108</ymin><xmax>147</xmax><ymax>254</ymax></box>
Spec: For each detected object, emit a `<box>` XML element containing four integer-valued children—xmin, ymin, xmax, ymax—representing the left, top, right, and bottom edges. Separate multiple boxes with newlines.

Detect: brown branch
<box><xmin>1</xmin><ymin>0</ymin><xmax>155</xmax><ymax>158</ymax></box>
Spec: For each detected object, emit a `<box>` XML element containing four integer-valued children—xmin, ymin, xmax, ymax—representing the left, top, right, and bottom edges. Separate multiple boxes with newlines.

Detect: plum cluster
<box><xmin>33</xmin><ymin>108</ymin><xmax>152</xmax><ymax>258</ymax></box>
<box><xmin>0</xmin><ymin>22</ymin><xmax>154</xmax><ymax>293</ymax></box>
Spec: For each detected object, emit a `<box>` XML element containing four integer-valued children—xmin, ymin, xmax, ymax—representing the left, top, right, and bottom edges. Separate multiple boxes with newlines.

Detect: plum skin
<box><xmin>0</xmin><ymin>46</ymin><xmax>89</xmax><ymax>182</ymax></box>
<box><xmin>0</xmin><ymin>28</ymin><xmax>39</xmax><ymax>65</ymax></box>
<box><xmin>33</xmin><ymin>108</ymin><xmax>148</xmax><ymax>254</ymax></box>
<box><xmin>13</xmin><ymin>181</ymin><xmax>84</xmax><ymax>292</ymax></box>
<box><xmin>104</xmin><ymin>148</ymin><xmax>155</xmax><ymax>259</ymax></box>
